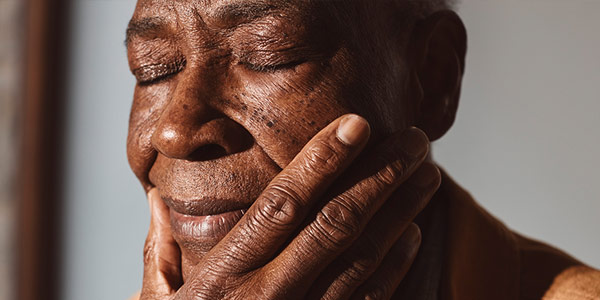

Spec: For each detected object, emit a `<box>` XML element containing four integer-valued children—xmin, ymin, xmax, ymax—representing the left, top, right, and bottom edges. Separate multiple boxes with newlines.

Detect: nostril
<box><xmin>187</xmin><ymin>144</ymin><xmax>227</xmax><ymax>161</ymax></box>
<box><xmin>152</xmin><ymin>114</ymin><xmax>254</xmax><ymax>160</ymax></box>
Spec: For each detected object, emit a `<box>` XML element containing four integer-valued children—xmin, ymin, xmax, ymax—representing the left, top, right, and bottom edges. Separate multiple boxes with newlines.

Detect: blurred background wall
<box><xmin>60</xmin><ymin>1</ymin><xmax>145</xmax><ymax>300</ymax></box>
<box><xmin>2</xmin><ymin>0</ymin><xmax>597</xmax><ymax>300</ymax></box>
<box><xmin>435</xmin><ymin>0</ymin><xmax>600</xmax><ymax>268</ymax></box>
<box><xmin>0</xmin><ymin>0</ymin><xmax>24</xmax><ymax>299</ymax></box>
<box><xmin>1</xmin><ymin>1</ymin><xmax>22</xmax><ymax>299</ymax></box>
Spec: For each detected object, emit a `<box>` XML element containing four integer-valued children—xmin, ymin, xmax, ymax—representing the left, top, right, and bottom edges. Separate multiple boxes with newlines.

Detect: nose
<box><xmin>151</xmin><ymin>81</ymin><xmax>251</xmax><ymax>160</ymax></box>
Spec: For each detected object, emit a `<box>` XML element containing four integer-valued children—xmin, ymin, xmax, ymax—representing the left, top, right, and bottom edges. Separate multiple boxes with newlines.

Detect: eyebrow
<box><xmin>208</xmin><ymin>1</ymin><xmax>280</xmax><ymax>25</ymax></box>
<box><xmin>207</xmin><ymin>0</ymin><xmax>286</xmax><ymax>28</ymax></box>
<box><xmin>125</xmin><ymin>17</ymin><xmax>169</xmax><ymax>47</ymax></box>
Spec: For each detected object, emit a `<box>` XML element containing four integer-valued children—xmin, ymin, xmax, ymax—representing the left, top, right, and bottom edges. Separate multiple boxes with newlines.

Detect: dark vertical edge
<box><xmin>18</xmin><ymin>0</ymin><xmax>71</xmax><ymax>299</ymax></box>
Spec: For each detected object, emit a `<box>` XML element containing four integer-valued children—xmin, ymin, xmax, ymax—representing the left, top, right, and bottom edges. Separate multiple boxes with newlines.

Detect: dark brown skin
<box><xmin>125</xmin><ymin>0</ymin><xmax>467</xmax><ymax>299</ymax></box>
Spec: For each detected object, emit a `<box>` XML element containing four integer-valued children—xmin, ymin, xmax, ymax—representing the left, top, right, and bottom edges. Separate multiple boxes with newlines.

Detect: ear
<box><xmin>408</xmin><ymin>10</ymin><xmax>467</xmax><ymax>141</ymax></box>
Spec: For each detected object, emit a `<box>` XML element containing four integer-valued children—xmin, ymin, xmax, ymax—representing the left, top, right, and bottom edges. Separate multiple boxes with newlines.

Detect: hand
<box><xmin>139</xmin><ymin>114</ymin><xmax>441</xmax><ymax>300</ymax></box>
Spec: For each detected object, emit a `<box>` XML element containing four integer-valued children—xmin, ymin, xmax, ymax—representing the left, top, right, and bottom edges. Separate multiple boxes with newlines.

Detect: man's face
<box><xmin>126</xmin><ymin>0</ymin><xmax>412</xmax><ymax>278</ymax></box>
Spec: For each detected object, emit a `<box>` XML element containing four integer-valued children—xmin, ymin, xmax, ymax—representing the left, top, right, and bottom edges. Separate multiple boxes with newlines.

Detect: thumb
<box><xmin>140</xmin><ymin>188</ymin><xmax>182</xmax><ymax>299</ymax></box>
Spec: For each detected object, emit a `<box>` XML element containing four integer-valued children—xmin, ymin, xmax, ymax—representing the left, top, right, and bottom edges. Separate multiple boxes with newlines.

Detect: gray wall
<box><xmin>61</xmin><ymin>1</ymin><xmax>145</xmax><ymax>300</ymax></box>
<box><xmin>1</xmin><ymin>1</ymin><xmax>23</xmax><ymax>299</ymax></box>
<box><xmin>61</xmin><ymin>1</ymin><xmax>600</xmax><ymax>299</ymax></box>
<box><xmin>434</xmin><ymin>0</ymin><xmax>600</xmax><ymax>269</ymax></box>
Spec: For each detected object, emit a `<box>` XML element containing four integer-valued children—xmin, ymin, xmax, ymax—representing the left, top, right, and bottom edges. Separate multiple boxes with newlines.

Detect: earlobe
<box><xmin>408</xmin><ymin>10</ymin><xmax>467</xmax><ymax>141</ymax></box>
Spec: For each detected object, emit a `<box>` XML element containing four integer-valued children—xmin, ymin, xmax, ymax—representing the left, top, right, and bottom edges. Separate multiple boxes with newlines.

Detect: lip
<box><xmin>161</xmin><ymin>195</ymin><xmax>250</xmax><ymax>216</ymax></box>
<box><xmin>169</xmin><ymin>208</ymin><xmax>247</xmax><ymax>240</ymax></box>
<box><xmin>160</xmin><ymin>194</ymin><xmax>250</xmax><ymax>242</ymax></box>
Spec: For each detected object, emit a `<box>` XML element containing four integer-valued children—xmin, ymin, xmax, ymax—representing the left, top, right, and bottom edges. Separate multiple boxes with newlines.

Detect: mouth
<box><xmin>162</xmin><ymin>195</ymin><xmax>250</xmax><ymax>216</ymax></box>
<box><xmin>146</xmin><ymin>148</ymin><xmax>282</xmax><ymax>256</ymax></box>
<box><xmin>161</xmin><ymin>194</ymin><xmax>250</xmax><ymax>241</ymax></box>
<box><xmin>169</xmin><ymin>208</ymin><xmax>247</xmax><ymax>241</ymax></box>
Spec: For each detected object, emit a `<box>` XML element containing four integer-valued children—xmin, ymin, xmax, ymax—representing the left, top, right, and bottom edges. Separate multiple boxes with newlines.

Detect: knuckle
<box><xmin>341</xmin><ymin>240</ymin><xmax>385</xmax><ymax>283</ymax></box>
<box><xmin>413</xmin><ymin>186</ymin><xmax>431</xmax><ymax>211</ymax></box>
<box><xmin>354</xmin><ymin>243</ymin><xmax>385</xmax><ymax>275</ymax></box>
<box><xmin>183</xmin><ymin>272</ymin><xmax>241</xmax><ymax>300</ymax></box>
<box><xmin>143</xmin><ymin>238</ymin><xmax>156</xmax><ymax>265</ymax></box>
<box><xmin>344</xmin><ymin>259</ymin><xmax>378</xmax><ymax>285</ymax></box>
<box><xmin>312</xmin><ymin>200</ymin><xmax>362</xmax><ymax>249</ymax></box>
<box><xmin>187</xmin><ymin>281</ymin><xmax>221</xmax><ymax>300</ymax></box>
<box><xmin>373</xmin><ymin>158</ymin><xmax>407</xmax><ymax>187</ymax></box>
<box><xmin>255</xmin><ymin>181</ymin><xmax>305</xmax><ymax>230</ymax></box>
<box><xmin>303</xmin><ymin>139</ymin><xmax>343</xmax><ymax>175</ymax></box>
<box><xmin>212</xmin><ymin>245</ymin><xmax>254</xmax><ymax>274</ymax></box>
<box><xmin>396</xmin><ymin>183</ymin><xmax>430</xmax><ymax>216</ymax></box>
<box><xmin>392</xmin><ymin>195</ymin><xmax>422</xmax><ymax>220</ymax></box>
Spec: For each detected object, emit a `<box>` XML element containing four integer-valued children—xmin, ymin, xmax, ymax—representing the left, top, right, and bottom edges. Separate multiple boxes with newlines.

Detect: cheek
<box><xmin>127</xmin><ymin>84</ymin><xmax>172</xmax><ymax>190</ymax></box>
<box><xmin>219</xmin><ymin>62</ymin><xmax>351</xmax><ymax>168</ymax></box>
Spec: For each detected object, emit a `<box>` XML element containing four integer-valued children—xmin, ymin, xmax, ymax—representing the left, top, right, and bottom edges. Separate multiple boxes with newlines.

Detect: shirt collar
<box><xmin>394</xmin><ymin>168</ymin><xmax>521</xmax><ymax>300</ymax></box>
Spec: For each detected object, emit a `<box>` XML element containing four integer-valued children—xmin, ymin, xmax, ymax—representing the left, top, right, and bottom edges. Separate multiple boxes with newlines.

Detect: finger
<box><xmin>260</xmin><ymin>127</ymin><xmax>430</xmax><ymax>294</ymax></box>
<box><xmin>197</xmin><ymin>114</ymin><xmax>370</xmax><ymax>274</ymax></box>
<box><xmin>140</xmin><ymin>188</ymin><xmax>182</xmax><ymax>299</ymax></box>
<box><xmin>350</xmin><ymin>223</ymin><xmax>421</xmax><ymax>300</ymax></box>
<box><xmin>307</xmin><ymin>162</ymin><xmax>440</xmax><ymax>299</ymax></box>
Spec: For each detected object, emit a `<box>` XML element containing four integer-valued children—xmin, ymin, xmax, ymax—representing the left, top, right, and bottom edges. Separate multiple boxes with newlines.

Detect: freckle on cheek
<box><xmin>220</xmin><ymin>98</ymin><xmax>232</xmax><ymax>106</ymax></box>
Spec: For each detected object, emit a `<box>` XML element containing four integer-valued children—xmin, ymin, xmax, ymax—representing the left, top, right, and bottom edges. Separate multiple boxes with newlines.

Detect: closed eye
<box><xmin>240</xmin><ymin>59</ymin><xmax>305</xmax><ymax>73</ymax></box>
<box><xmin>132</xmin><ymin>58</ymin><xmax>186</xmax><ymax>85</ymax></box>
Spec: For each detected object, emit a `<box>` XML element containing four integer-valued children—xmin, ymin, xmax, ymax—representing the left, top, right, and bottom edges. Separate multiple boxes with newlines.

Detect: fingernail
<box><xmin>410</xmin><ymin>163</ymin><xmax>440</xmax><ymax>188</ymax></box>
<box><xmin>400</xmin><ymin>127</ymin><xmax>428</xmax><ymax>158</ymax></box>
<box><xmin>147</xmin><ymin>190</ymin><xmax>156</xmax><ymax>214</ymax></box>
<box><xmin>404</xmin><ymin>223</ymin><xmax>421</xmax><ymax>248</ymax></box>
<box><xmin>336</xmin><ymin>114</ymin><xmax>370</xmax><ymax>145</ymax></box>
<box><xmin>390</xmin><ymin>224</ymin><xmax>421</xmax><ymax>260</ymax></box>
<box><xmin>404</xmin><ymin>223</ymin><xmax>421</xmax><ymax>242</ymax></box>
<box><xmin>147</xmin><ymin>188</ymin><xmax>161</xmax><ymax>215</ymax></box>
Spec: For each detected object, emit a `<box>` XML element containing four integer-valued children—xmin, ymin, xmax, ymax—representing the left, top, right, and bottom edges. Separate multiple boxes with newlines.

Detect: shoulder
<box><xmin>516</xmin><ymin>234</ymin><xmax>600</xmax><ymax>299</ymax></box>
<box><xmin>438</xmin><ymin>169</ymin><xmax>600</xmax><ymax>299</ymax></box>
<box><xmin>514</xmin><ymin>228</ymin><xmax>600</xmax><ymax>299</ymax></box>
<box><xmin>542</xmin><ymin>265</ymin><xmax>600</xmax><ymax>299</ymax></box>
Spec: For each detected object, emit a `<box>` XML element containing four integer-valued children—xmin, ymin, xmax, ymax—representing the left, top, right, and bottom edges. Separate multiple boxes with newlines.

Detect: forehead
<box><xmin>130</xmin><ymin>0</ymin><xmax>318</xmax><ymax>26</ymax></box>
<box><xmin>126</xmin><ymin>0</ymin><xmax>346</xmax><ymax>48</ymax></box>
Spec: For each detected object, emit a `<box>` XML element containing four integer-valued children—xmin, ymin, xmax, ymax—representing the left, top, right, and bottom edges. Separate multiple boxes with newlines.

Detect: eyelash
<box><xmin>240</xmin><ymin>59</ymin><xmax>305</xmax><ymax>73</ymax></box>
<box><xmin>133</xmin><ymin>58</ymin><xmax>186</xmax><ymax>85</ymax></box>
<box><xmin>132</xmin><ymin>54</ymin><xmax>303</xmax><ymax>85</ymax></box>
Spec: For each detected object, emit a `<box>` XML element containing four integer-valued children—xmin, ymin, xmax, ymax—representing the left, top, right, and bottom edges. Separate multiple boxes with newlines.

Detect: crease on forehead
<box><xmin>128</xmin><ymin>0</ymin><xmax>314</xmax><ymax>46</ymax></box>
<box><xmin>134</xmin><ymin>0</ymin><xmax>175</xmax><ymax>18</ymax></box>
<box><xmin>190</xmin><ymin>0</ymin><xmax>310</xmax><ymax>30</ymax></box>
<box><xmin>134</xmin><ymin>0</ymin><xmax>307</xmax><ymax>23</ymax></box>
<box><xmin>126</xmin><ymin>0</ymin><xmax>346</xmax><ymax>52</ymax></box>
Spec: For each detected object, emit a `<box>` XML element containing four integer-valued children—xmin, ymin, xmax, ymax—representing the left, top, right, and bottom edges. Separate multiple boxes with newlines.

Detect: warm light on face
<box><xmin>126</xmin><ymin>0</ymin><xmax>414</xmax><ymax>278</ymax></box>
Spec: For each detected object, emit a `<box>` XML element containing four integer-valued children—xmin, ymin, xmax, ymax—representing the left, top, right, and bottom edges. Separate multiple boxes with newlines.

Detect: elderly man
<box><xmin>125</xmin><ymin>0</ymin><xmax>600</xmax><ymax>299</ymax></box>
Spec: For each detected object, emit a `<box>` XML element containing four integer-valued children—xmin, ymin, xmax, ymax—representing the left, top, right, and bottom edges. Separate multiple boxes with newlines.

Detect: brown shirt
<box><xmin>429</xmin><ymin>169</ymin><xmax>600</xmax><ymax>300</ymax></box>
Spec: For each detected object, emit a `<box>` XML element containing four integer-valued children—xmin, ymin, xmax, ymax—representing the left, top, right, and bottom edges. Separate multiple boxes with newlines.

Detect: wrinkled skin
<box><xmin>126</xmin><ymin>0</ymin><xmax>466</xmax><ymax>299</ymax></box>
